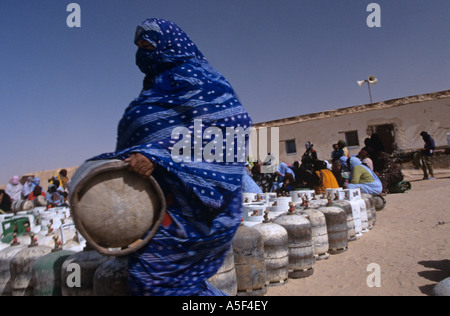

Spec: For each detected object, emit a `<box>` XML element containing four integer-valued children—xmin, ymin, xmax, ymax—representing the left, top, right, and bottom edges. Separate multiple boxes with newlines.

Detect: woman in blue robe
<box><xmin>339</xmin><ymin>156</ymin><xmax>383</xmax><ymax>195</ymax></box>
<box><xmin>89</xmin><ymin>18</ymin><xmax>252</xmax><ymax>296</ymax></box>
<box><xmin>271</xmin><ymin>162</ymin><xmax>295</xmax><ymax>192</ymax></box>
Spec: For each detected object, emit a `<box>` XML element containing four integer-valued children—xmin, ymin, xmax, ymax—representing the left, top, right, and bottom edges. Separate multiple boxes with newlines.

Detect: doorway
<box><xmin>373</xmin><ymin>124</ymin><xmax>396</xmax><ymax>154</ymax></box>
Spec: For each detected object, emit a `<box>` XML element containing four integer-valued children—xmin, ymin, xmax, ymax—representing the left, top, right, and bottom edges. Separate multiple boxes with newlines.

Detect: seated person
<box><xmin>47</xmin><ymin>180</ymin><xmax>65</xmax><ymax>208</ymax></box>
<box><xmin>21</xmin><ymin>177</ymin><xmax>34</xmax><ymax>200</ymax></box>
<box><xmin>339</xmin><ymin>156</ymin><xmax>382</xmax><ymax>195</ymax></box>
<box><xmin>312</xmin><ymin>160</ymin><xmax>340</xmax><ymax>194</ymax></box>
<box><xmin>251</xmin><ymin>163</ymin><xmax>276</xmax><ymax>193</ymax></box>
<box><xmin>357</xmin><ymin>149</ymin><xmax>374</xmax><ymax>170</ymax></box>
<box><xmin>276</xmin><ymin>173</ymin><xmax>294</xmax><ymax>196</ymax></box>
<box><xmin>272</xmin><ymin>162</ymin><xmax>295</xmax><ymax>192</ymax></box>
<box><xmin>28</xmin><ymin>185</ymin><xmax>46</xmax><ymax>201</ymax></box>
<box><xmin>331</xmin><ymin>143</ymin><xmax>344</xmax><ymax>162</ymax></box>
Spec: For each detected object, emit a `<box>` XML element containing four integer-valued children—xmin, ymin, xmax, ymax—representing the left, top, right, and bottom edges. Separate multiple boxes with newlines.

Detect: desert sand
<box><xmin>267</xmin><ymin>169</ymin><xmax>450</xmax><ymax>296</ymax></box>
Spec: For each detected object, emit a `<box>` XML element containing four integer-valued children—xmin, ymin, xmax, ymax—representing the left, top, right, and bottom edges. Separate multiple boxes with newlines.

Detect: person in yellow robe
<box><xmin>312</xmin><ymin>160</ymin><xmax>340</xmax><ymax>194</ymax></box>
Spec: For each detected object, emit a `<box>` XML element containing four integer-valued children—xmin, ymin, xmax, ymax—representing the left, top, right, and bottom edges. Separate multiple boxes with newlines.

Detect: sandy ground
<box><xmin>267</xmin><ymin>168</ymin><xmax>450</xmax><ymax>296</ymax></box>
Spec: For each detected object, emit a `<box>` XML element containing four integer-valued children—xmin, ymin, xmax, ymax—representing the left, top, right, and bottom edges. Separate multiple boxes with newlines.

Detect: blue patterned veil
<box><xmin>88</xmin><ymin>18</ymin><xmax>252</xmax><ymax>295</ymax></box>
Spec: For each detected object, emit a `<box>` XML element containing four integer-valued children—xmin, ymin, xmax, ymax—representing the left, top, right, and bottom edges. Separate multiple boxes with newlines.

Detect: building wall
<box><xmin>2</xmin><ymin>91</ymin><xmax>449</xmax><ymax>189</ymax></box>
<box><xmin>252</xmin><ymin>90</ymin><xmax>450</xmax><ymax>165</ymax></box>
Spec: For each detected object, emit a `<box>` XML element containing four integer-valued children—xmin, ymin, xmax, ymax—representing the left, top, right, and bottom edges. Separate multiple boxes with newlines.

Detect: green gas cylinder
<box><xmin>32</xmin><ymin>247</ymin><xmax>76</xmax><ymax>296</ymax></box>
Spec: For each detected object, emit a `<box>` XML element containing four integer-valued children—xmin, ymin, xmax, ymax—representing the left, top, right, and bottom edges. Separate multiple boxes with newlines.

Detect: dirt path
<box><xmin>267</xmin><ymin>171</ymin><xmax>450</xmax><ymax>296</ymax></box>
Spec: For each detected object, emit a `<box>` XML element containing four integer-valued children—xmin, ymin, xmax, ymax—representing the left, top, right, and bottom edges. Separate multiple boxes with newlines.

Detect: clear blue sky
<box><xmin>1</xmin><ymin>0</ymin><xmax>449</xmax><ymax>185</ymax></box>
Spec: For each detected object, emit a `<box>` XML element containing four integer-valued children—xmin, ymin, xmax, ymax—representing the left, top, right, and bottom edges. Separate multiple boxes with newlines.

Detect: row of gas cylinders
<box><xmin>0</xmin><ymin>242</ymin><xmax>128</xmax><ymax>296</ymax></box>
<box><xmin>0</xmin><ymin>188</ymin><xmax>384</xmax><ymax>296</ymax></box>
<box><xmin>0</xmin><ymin>206</ymin><xmax>99</xmax><ymax>296</ymax></box>
<box><xmin>0</xmin><ymin>207</ymin><xmax>85</xmax><ymax>253</ymax></box>
<box><xmin>207</xmin><ymin>188</ymin><xmax>382</xmax><ymax>296</ymax></box>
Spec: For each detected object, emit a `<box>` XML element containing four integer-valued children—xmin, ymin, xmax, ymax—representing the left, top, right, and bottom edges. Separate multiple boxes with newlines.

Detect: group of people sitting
<box><xmin>0</xmin><ymin>169</ymin><xmax>70</xmax><ymax>214</ymax></box>
<box><xmin>247</xmin><ymin>134</ymin><xmax>405</xmax><ymax>196</ymax></box>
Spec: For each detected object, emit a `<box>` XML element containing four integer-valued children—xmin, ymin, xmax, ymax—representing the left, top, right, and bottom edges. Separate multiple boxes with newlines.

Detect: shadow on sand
<box><xmin>417</xmin><ymin>259</ymin><xmax>450</xmax><ymax>295</ymax></box>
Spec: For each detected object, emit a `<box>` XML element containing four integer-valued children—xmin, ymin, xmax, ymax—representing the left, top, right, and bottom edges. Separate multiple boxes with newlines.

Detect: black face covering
<box><xmin>136</xmin><ymin>48</ymin><xmax>160</xmax><ymax>76</ymax></box>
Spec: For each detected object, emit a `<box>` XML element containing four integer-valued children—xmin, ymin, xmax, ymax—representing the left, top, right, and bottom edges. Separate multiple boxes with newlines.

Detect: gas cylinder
<box><xmin>268</xmin><ymin>196</ymin><xmax>292</xmax><ymax>219</ymax></box>
<box><xmin>10</xmin><ymin>234</ymin><xmax>52</xmax><ymax>296</ymax></box>
<box><xmin>255</xmin><ymin>193</ymin><xmax>272</xmax><ymax>206</ymax></box>
<box><xmin>207</xmin><ymin>246</ymin><xmax>237</xmax><ymax>296</ymax></box>
<box><xmin>338</xmin><ymin>196</ymin><xmax>363</xmax><ymax>239</ymax></box>
<box><xmin>309</xmin><ymin>192</ymin><xmax>329</xmax><ymax>209</ymax></box>
<box><xmin>61</xmin><ymin>244</ymin><xmax>109</xmax><ymax>296</ymax></box>
<box><xmin>290</xmin><ymin>191</ymin><xmax>304</xmax><ymax>205</ymax></box>
<box><xmin>93</xmin><ymin>256</ymin><xmax>130</xmax><ymax>296</ymax></box>
<box><xmin>0</xmin><ymin>241</ymin><xmax>27</xmax><ymax>296</ymax></box>
<box><xmin>326</xmin><ymin>188</ymin><xmax>345</xmax><ymax>200</ymax></box>
<box><xmin>242</xmin><ymin>203</ymin><xmax>265</xmax><ymax>227</ymax></box>
<box><xmin>274</xmin><ymin>209</ymin><xmax>314</xmax><ymax>278</ymax></box>
<box><xmin>318</xmin><ymin>206</ymin><xmax>348</xmax><ymax>254</ymax></box>
<box><xmin>432</xmin><ymin>277</ymin><xmax>450</xmax><ymax>296</ymax></box>
<box><xmin>253</xmin><ymin>212</ymin><xmax>289</xmax><ymax>286</ymax></box>
<box><xmin>344</xmin><ymin>189</ymin><xmax>369</xmax><ymax>233</ymax></box>
<box><xmin>1</xmin><ymin>216</ymin><xmax>34</xmax><ymax>245</ymax></box>
<box><xmin>242</xmin><ymin>193</ymin><xmax>258</xmax><ymax>204</ymax></box>
<box><xmin>360</xmin><ymin>195</ymin><xmax>373</xmax><ymax>230</ymax></box>
<box><xmin>69</xmin><ymin>159</ymin><xmax>166</xmax><ymax>256</ymax></box>
<box><xmin>372</xmin><ymin>194</ymin><xmax>386</xmax><ymax>211</ymax></box>
<box><xmin>362</xmin><ymin>193</ymin><xmax>377</xmax><ymax>228</ymax></box>
<box><xmin>31</xmin><ymin>241</ymin><xmax>76</xmax><ymax>296</ymax></box>
<box><xmin>332</xmin><ymin>200</ymin><xmax>357</xmax><ymax>241</ymax></box>
<box><xmin>232</xmin><ymin>223</ymin><xmax>267</xmax><ymax>296</ymax></box>
<box><xmin>354</xmin><ymin>198</ymin><xmax>369</xmax><ymax>233</ymax></box>
<box><xmin>32</xmin><ymin>195</ymin><xmax>47</xmax><ymax>207</ymax></box>
<box><xmin>301</xmin><ymin>207</ymin><xmax>329</xmax><ymax>260</ymax></box>
<box><xmin>11</xmin><ymin>200</ymin><xmax>34</xmax><ymax>212</ymax></box>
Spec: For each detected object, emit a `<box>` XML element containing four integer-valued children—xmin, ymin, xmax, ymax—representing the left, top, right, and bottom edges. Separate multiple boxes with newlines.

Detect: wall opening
<box><xmin>368</xmin><ymin>124</ymin><xmax>396</xmax><ymax>154</ymax></box>
<box><xmin>285</xmin><ymin>139</ymin><xmax>297</xmax><ymax>155</ymax></box>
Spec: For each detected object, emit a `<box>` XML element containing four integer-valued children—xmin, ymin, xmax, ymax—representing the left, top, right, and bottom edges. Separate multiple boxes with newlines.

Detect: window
<box><xmin>285</xmin><ymin>140</ymin><xmax>297</xmax><ymax>154</ymax></box>
<box><xmin>345</xmin><ymin>131</ymin><xmax>360</xmax><ymax>147</ymax></box>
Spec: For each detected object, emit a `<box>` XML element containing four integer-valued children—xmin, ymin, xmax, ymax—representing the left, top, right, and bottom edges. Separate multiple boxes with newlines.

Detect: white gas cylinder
<box><xmin>242</xmin><ymin>203</ymin><xmax>266</xmax><ymax>226</ymax></box>
<box><xmin>268</xmin><ymin>196</ymin><xmax>292</xmax><ymax>219</ymax></box>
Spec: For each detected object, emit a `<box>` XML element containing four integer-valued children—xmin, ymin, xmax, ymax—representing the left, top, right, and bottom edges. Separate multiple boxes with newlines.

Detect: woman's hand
<box><xmin>124</xmin><ymin>153</ymin><xmax>155</xmax><ymax>178</ymax></box>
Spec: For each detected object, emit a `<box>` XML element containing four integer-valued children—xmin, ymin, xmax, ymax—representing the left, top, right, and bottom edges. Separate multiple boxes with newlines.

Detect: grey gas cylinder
<box><xmin>274</xmin><ymin>211</ymin><xmax>314</xmax><ymax>278</ymax></box>
<box><xmin>301</xmin><ymin>208</ymin><xmax>329</xmax><ymax>260</ymax></box>
<box><xmin>11</xmin><ymin>200</ymin><xmax>34</xmax><ymax>212</ymax></box>
<box><xmin>10</xmin><ymin>235</ymin><xmax>52</xmax><ymax>296</ymax></box>
<box><xmin>432</xmin><ymin>278</ymin><xmax>450</xmax><ymax>296</ymax></box>
<box><xmin>372</xmin><ymin>194</ymin><xmax>386</xmax><ymax>211</ymax></box>
<box><xmin>362</xmin><ymin>193</ymin><xmax>377</xmax><ymax>227</ymax></box>
<box><xmin>253</xmin><ymin>215</ymin><xmax>289</xmax><ymax>286</ymax></box>
<box><xmin>207</xmin><ymin>246</ymin><xmax>237</xmax><ymax>296</ymax></box>
<box><xmin>69</xmin><ymin>159</ymin><xmax>166</xmax><ymax>257</ymax></box>
<box><xmin>0</xmin><ymin>243</ymin><xmax>27</xmax><ymax>296</ymax></box>
<box><xmin>232</xmin><ymin>223</ymin><xmax>267</xmax><ymax>296</ymax></box>
<box><xmin>354</xmin><ymin>198</ymin><xmax>370</xmax><ymax>233</ymax></box>
<box><xmin>61</xmin><ymin>244</ymin><xmax>109</xmax><ymax>296</ymax></box>
<box><xmin>318</xmin><ymin>206</ymin><xmax>348</xmax><ymax>254</ymax></box>
<box><xmin>333</xmin><ymin>200</ymin><xmax>357</xmax><ymax>241</ymax></box>
<box><xmin>93</xmin><ymin>256</ymin><xmax>130</xmax><ymax>296</ymax></box>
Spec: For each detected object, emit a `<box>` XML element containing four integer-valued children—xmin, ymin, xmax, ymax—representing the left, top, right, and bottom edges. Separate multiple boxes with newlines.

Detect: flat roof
<box><xmin>253</xmin><ymin>89</ymin><xmax>450</xmax><ymax>129</ymax></box>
